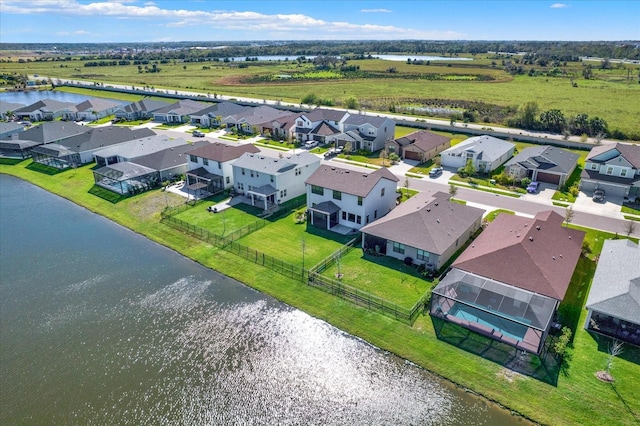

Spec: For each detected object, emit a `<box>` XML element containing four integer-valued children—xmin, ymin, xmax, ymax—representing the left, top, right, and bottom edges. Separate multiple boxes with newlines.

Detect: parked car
<box><xmin>593</xmin><ymin>189</ymin><xmax>606</xmax><ymax>203</ymax></box>
<box><xmin>192</xmin><ymin>130</ymin><xmax>205</xmax><ymax>137</ymax></box>
<box><xmin>428</xmin><ymin>167</ymin><xmax>443</xmax><ymax>178</ymax></box>
<box><xmin>324</xmin><ymin>149</ymin><xmax>337</xmax><ymax>159</ymax></box>
<box><xmin>526</xmin><ymin>181</ymin><xmax>540</xmax><ymax>193</ymax></box>
<box><xmin>304</xmin><ymin>141</ymin><xmax>318</xmax><ymax>149</ymax></box>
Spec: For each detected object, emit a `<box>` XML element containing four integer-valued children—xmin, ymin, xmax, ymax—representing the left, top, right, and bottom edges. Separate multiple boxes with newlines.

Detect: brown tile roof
<box><xmin>186</xmin><ymin>142</ymin><xmax>259</xmax><ymax>162</ymax></box>
<box><xmin>395</xmin><ymin>130</ymin><xmax>451</xmax><ymax>153</ymax></box>
<box><xmin>452</xmin><ymin>210</ymin><xmax>585</xmax><ymax>300</ymax></box>
<box><xmin>361</xmin><ymin>191</ymin><xmax>484</xmax><ymax>255</ymax></box>
<box><xmin>305</xmin><ymin>164</ymin><xmax>399</xmax><ymax>197</ymax></box>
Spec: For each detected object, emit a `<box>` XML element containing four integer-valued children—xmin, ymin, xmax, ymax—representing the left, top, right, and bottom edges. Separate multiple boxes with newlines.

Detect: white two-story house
<box><xmin>185</xmin><ymin>142</ymin><xmax>260</xmax><ymax>194</ymax></box>
<box><xmin>305</xmin><ymin>165</ymin><xmax>399</xmax><ymax>232</ymax></box>
<box><xmin>440</xmin><ymin>135</ymin><xmax>515</xmax><ymax>173</ymax></box>
<box><xmin>292</xmin><ymin>108</ymin><xmax>349</xmax><ymax>144</ymax></box>
<box><xmin>580</xmin><ymin>143</ymin><xmax>640</xmax><ymax>199</ymax></box>
<box><xmin>232</xmin><ymin>151</ymin><xmax>320</xmax><ymax>209</ymax></box>
<box><xmin>339</xmin><ymin>114</ymin><xmax>395</xmax><ymax>152</ymax></box>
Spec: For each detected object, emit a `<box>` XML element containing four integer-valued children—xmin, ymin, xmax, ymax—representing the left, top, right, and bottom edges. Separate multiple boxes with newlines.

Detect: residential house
<box><xmin>505</xmin><ymin>145</ymin><xmax>579</xmax><ymax>186</ymax></box>
<box><xmin>0</xmin><ymin>121</ymin><xmax>88</xmax><ymax>159</ymax></box>
<box><xmin>185</xmin><ymin>142</ymin><xmax>260</xmax><ymax>194</ymax></box>
<box><xmin>386</xmin><ymin>130</ymin><xmax>452</xmax><ymax>162</ymax></box>
<box><xmin>361</xmin><ymin>191</ymin><xmax>483</xmax><ymax>270</ymax></box>
<box><xmin>225</xmin><ymin>105</ymin><xmax>296</xmax><ymax>135</ymax></box>
<box><xmin>153</xmin><ymin>99</ymin><xmax>208</xmax><ymax>124</ymax></box>
<box><xmin>232</xmin><ymin>151</ymin><xmax>320</xmax><ymax>209</ymax></box>
<box><xmin>291</xmin><ymin>108</ymin><xmax>349</xmax><ymax>143</ymax></box>
<box><xmin>340</xmin><ymin>113</ymin><xmax>395</xmax><ymax>152</ymax></box>
<box><xmin>440</xmin><ymin>135</ymin><xmax>515</xmax><ymax>172</ymax></box>
<box><xmin>189</xmin><ymin>101</ymin><xmax>247</xmax><ymax>128</ymax></box>
<box><xmin>0</xmin><ymin>122</ymin><xmax>26</xmax><ymax>139</ymax></box>
<box><xmin>92</xmin><ymin>140</ymin><xmax>211</xmax><ymax>195</ymax></box>
<box><xmin>30</xmin><ymin>126</ymin><xmax>155</xmax><ymax>169</ymax></box>
<box><xmin>430</xmin><ymin>210</ymin><xmax>584</xmax><ymax>354</ymax></box>
<box><xmin>584</xmin><ymin>239</ymin><xmax>640</xmax><ymax>346</ymax></box>
<box><xmin>580</xmin><ymin>143</ymin><xmax>640</xmax><ymax>199</ymax></box>
<box><xmin>113</xmin><ymin>99</ymin><xmax>171</xmax><ymax>121</ymax></box>
<box><xmin>271</xmin><ymin>112</ymin><xmax>304</xmax><ymax>141</ymax></box>
<box><xmin>61</xmin><ymin>98</ymin><xmax>120</xmax><ymax>121</ymax></box>
<box><xmin>92</xmin><ymin>134</ymin><xmax>188</xmax><ymax>167</ymax></box>
<box><xmin>305</xmin><ymin>164</ymin><xmax>399</xmax><ymax>232</ymax></box>
<box><xmin>0</xmin><ymin>101</ymin><xmax>26</xmax><ymax>120</ymax></box>
<box><xmin>13</xmin><ymin>99</ymin><xmax>75</xmax><ymax>121</ymax></box>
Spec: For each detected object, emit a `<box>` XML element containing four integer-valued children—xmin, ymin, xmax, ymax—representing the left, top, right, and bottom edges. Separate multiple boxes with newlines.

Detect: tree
<box><xmin>596</xmin><ymin>339</ymin><xmax>624</xmax><ymax>382</ymax></box>
<box><xmin>449</xmin><ymin>184</ymin><xmax>458</xmax><ymax>197</ymax></box>
<box><xmin>344</xmin><ymin>96</ymin><xmax>359</xmax><ymax>110</ymax></box>
<box><xmin>463</xmin><ymin>159</ymin><xmax>476</xmax><ymax>177</ymax></box>
<box><xmin>588</xmin><ymin>116</ymin><xmax>608</xmax><ymax>137</ymax></box>
<box><xmin>379</xmin><ymin>150</ymin><xmax>389</xmax><ymax>166</ymax></box>
<box><xmin>564</xmin><ymin>205</ymin><xmax>575</xmax><ymax>227</ymax></box>
<box><xmin>403</xmin><ymin>176</ymin><xmax>410</xmax><ymax>197</ymax></box>
<box><xmin>539</xmin><ymin>109</ymin><xmax>566</xmax><ymax>134</ymax></box>
<box><xmin>343</xmin><ymin>141</ymin><xmax>353</xmax><ymax>156</ymax></box>
<box><xmin>517</xmin><ymin>101</ymin><xmax>539</xmax><ymax>129</ymax></box>
<box><xmin>624</xmin><ymin>220</ymin><xmax>636</xmax><ymax>237</ymax></box>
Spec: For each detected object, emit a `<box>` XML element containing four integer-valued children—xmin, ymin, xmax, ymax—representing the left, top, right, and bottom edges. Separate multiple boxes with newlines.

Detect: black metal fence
<box><xmin>161</xmin><ymin>201</ymin><xmax>428</xmax><ymax>323</ymax></box>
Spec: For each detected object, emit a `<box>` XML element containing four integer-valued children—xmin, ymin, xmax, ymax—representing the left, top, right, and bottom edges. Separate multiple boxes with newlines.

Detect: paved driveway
<box><xmin>573</xmin><ymin>191</ymin><xmax>624</xmax><ymax>218</ymax></box>
<box><xmin>519</xmin><ymin>182</ymin><xmax>556</xmax><ymax>203</ymax></box>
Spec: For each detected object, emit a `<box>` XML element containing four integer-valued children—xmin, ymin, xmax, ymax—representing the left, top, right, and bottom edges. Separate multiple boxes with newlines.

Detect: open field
<box><xmin>2</xmin><ymin>56</ymin><xmax>638</xmax><ymax>136</ymax></box>
<box><xmin>1</xmin><ymin>160</ymin><xmax>639</xmax><ymax>425</ymax></box>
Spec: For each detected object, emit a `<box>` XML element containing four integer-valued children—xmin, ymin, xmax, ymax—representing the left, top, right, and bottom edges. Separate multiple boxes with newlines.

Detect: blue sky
<box><xmin>1</xmin><ymin>0</ymin><xmax>638</xmax><ymax>43</ymax></box>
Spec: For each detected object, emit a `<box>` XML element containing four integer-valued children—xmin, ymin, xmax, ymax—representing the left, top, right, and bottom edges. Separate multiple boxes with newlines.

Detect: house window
<box><xmin>217</xmin><ymin>161</ymin><xmax>221</xmax><ymax>169</ymax></box>
<box><xmin>606</xmin><ymin>166</ymin><xmax>614</xmax><ymax>175</ymax></box>
<box><xmin>374</xmin><ymin>210</ymin><xmax>378</xmax><ymax>219</ymax></box>
<box><xmin>225</xmin><ymin>176</ymin><xmax>230</xmax><ymax>184</ymax></box>
<box><xmin>417</xmin><ymin>249</ymin><xmax>430</xmax><ymax>261</ymax></box>
<box><xmin>392</xmin><ymin>242</ymin><xmax>405</xmax><ymax>254</ymax></box>
<box><xmin>356</xmin><ymin>215</ymin><xmax>361</xmax><ymax>224</ymax></box>
<box><xmin>366</xmin><ymin>215</ymin><xmax>370</xmax><ymax>224</ymax></box>
<box><xmin>381</xmin><ymin>188</ymin><xmax>385</xmax><ymax>197</ymax></box>
<box><xmin>311</xmin><ymin>185</ymin><xmax>324</xmax><ymax>195</ymax></box>
<box><xmin>590</xmin><ymin>163</ymin><xmax>598</xmax><ymax>170</ymax></box>
<box><xmin>621</xmin><ymin>169</ymin><xmax>628</xmax><ymax>177</ymax></box>
<box><xmin>203</xmin><ymin>158</ymin><xmax>209</xmax><ymax>166</ymax></box>
<box><xmin>333</xmin><ymin>190</ymin><xmax>342</xmax><ymax>200</ymax></box>
<box><xmin>348</xmin><ymin>213</ymin><xmax>355</xmax><ymax>222</ymax></box>
<box><xmin>250</xmin><ymin>171</ymin><xmax>254</xmax><ymax>177</ymax></box>
<box><xmin>357</xmin><ymin>196</ymin><xmax>363</xmax><ymax>206</ymax></box>
<box><xmin>270</xmin><ymin>175</ymin><xmax>274</xmax><ymax>183</ymax></box>
<box><xmin>295</xmin><ymin>168</ymin><xmax>301</xmax><ymax>176</ymax></box>
<box><xmin>342</xmin><ymin>211</ymin><xmax>347</xmax><ymax>220</ymax></box>
<box><xmin>190</xmin><ymin>155</ymin><xmax>197</xmax><ymax>163</ymax></box>
<box><xmin>241</xmin><ymin>168</ymin><xmax>245</xmax><ymax>175</ymax></box>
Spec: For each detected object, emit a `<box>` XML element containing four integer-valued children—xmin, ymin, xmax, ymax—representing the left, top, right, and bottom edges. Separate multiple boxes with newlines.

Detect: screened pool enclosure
<box><xmin>431</xmin><ymin>268</ymin><xmax>559</xmax><ymax>354</ymax></box>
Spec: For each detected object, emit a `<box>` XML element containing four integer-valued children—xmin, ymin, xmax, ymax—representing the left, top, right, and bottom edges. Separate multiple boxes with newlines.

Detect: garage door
<box><xmin>404</xmin><ymin>150</ymin><xmax>422</xmax><ymax>161</ymax></box>
<box><xmin>536</xmin><ymin>172</ymin><xmax>561</xmax><ymax>184</ymax></box>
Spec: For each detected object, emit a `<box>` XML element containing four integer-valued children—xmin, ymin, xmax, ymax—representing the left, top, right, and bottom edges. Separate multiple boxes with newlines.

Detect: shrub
<box><xmin>552</xmin><ymin>326</ymin><xmax>573</xmax><ymax>358</ymax></box>
<box><xmin>404</xmin><ymin>257</ymin><xmax>413</xmax><ymax>266</ymax></box>
<box><xmin>521</xmin><ymin>177</ymin><xmax>532</xmax><ymax>189</ymax></box>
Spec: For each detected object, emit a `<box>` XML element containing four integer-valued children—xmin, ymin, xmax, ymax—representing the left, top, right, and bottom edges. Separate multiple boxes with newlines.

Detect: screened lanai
<box><xmin>93</xmin><ymin>162</ymin><xmax>158</xmax><ymax>195</ymax></box>
<box><xmin>431</xmin><ymin>268</ymin><xmax>558</xmax><ymax>354</ymax></box>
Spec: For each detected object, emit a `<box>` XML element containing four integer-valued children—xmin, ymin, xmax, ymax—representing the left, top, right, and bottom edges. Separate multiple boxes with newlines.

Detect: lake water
<box><xmin>0</xmin><ymin>175</ymin><xmax>525</xmax><ymax>425</ymax></box>
<box><xmin>0</xmin><ymin>90</ymin><xmax>127</xmax><ymax>106</ymax></box>
<box><xmin>376</xmin><ymin>55</ymin><xmax>472</xmax><ymax>62</ymax></box>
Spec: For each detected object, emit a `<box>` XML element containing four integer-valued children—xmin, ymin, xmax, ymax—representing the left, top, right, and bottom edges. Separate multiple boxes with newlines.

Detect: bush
<box><xmin>521</xmin><ymin>177</ymin><xmax>532</xmax><ymax>189</ymax></box>
<box><xmin>552</xmin><ymin>326</ymin><xmax>573</xmax><ymax>358</ymax></box>
<box><xmin>404</xmin><ymin>257</ymin><xmax>414</xmax><ymax>266</ymax></box>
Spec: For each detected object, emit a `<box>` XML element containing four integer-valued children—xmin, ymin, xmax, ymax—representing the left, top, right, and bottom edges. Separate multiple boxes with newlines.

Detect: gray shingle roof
<box><xmin>504</xmin><ymin>145</ymin><xmax>579</xmax><ymax>174</ymax></box>
<box><xmin>0</xmin><ymin>122</ymin><xmax>26</xmax><ymax>136</ymax></box>
<box><xmin>14</xmin><ymin>98</ymin><xmax>74</xmax><ymax>113</ymax></box>
<box><xmin>117</xmin><ymin>99</ymin><xmax>170</xmax><ymax>114</ymax></box>
<box><xmin>57</xmin><ymin>127</ymin><xmax>155</xmax><ymax>153</ymax></box>
<box><xmin>92</xmin><ymin>135</ymin><xmax>187</xmax><ymax>160</ymax></box>
<box><xmin>585</xmin><ymin>239</ymin><xmax>640</xmax><ymax>324</ymax></box>
<box><xmin>73</xmin><ymin>98</ymin><xmax>121</xmax><ymax>113</ymax></box>
<box><xmin>344</xmin><ymin>113</ymin><xmax>390</xmax><ymax>127</ymax></box>
<box><xmin>452</xmin><ymin>210</ymin><xmax>585</xmax><ymax>300</ymax></box>
<box><xmin>586</xmin><ymin>143</ymin><xmax>640</xmax><ymax>169</ymax></box>
<box><xmin>233</xmin><ymin>151</ymin><xmax>319</xmax><ymax>174</ymax></box>
<box><xmin>360</xmin><ymin>191</ymin><xmax>484</xmax><ymax>255</ymax></box>
<box><xmin>303</xmin><ymin>108</ymin><xmax>348</xmax><ymax>122</ymax></box>
<box><xmin>132</xmin><ymin>140</ymin><xmax>210</xmax><ymax>171</ymax></box>
<box><xmin>154</xmin><ymin>99</ymin><xmax>208</xmax><ymax>115</ymax></box>
<box><xmin>441</xmin><ymin>135</ymin><xmax>515</xmax><ymax>162</ymax></box>
<box><xmin>305</xmin><ymin>164</ymin><xmax>399</xmax><ymax>197</ymax></box>
<box><xmin>229</xmin><ymin>105</ymin><xmax>295</xmax><ymax>126</ymax></box>
<box><xmin>5</xmin><ymin>121</ymin><xmax>87</xmax><ymax>144</ymax></box>
<box><xmin>186</xmin><ymin>142</ymin><xmax>259</xmax><ymax>162</ymax></box>
<box><xmin>0</xmin><ymin>101</ymin><xmax>26</xmax><ymax>115</ymax></box>
<box><xmin>191</xmin><ymin>101</ymin><xmax>247</xmax><ymax>117</ymax></box>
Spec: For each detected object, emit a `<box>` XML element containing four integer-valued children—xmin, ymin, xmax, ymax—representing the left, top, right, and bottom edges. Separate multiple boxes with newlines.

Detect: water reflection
<box><xmin>0</xmin><ymin>175</ymin><xmax>522</xmax><ymax>425</ymax></box>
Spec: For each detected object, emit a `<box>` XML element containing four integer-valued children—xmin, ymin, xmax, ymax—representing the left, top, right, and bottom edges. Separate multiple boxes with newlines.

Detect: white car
<box><xmin>304</xmin><ymin>141</ymin><xmax>318</xmax><ymax>149</ymax></box>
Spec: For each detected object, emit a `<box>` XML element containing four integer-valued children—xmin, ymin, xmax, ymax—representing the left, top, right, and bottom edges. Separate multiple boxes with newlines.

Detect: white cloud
<box><xmin>0</xmin><ymin>0</ymin><xmax>463</xmax><ymax>40</ymax></box>
<box><xmin>550</xmin><ymin>3</ymin><xmax>569</xmax><ymax>8</ymax></box>
<box><xmin>361</xmin><ymin>8</ymin><xmax>392</xmax><ymax>13</ymax></box>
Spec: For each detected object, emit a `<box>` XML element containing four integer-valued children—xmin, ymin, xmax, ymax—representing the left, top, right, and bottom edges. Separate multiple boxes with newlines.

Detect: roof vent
<box><xmin>426</xmin><ymin>208</ymin><xmax>431</xmax><ymax>212</ymax></box>
<box><xmin>559</xmin><ymin>254</ymin><xmax>563</xmax><ymax>258</ymax></box>
<box><xmin>529</xmin><ymin>236</ymin><xmax>534</xmax><ymax>241</ymax></box>
<box><xmin>536</xmin><ymin>226</ymin><xmax>541</xmax><ymax>230</ymax></box>
<box><xmin>345</xmin><ymin>170</ymin><xmax>350</xmax><ymax>173</ymax></box>
<box><xmin>331</xmin><ymin>167</ymin><xmax>335</xmax><ymax>170</ymax></box>
<box><xmin>435</xmin><ymin>202</ymin><xmax>439</xmax><ymax>206</ymax></box>
<box><xmin>437</xmin><ymin>218</ymin><xmax>440</xmax><ymax>223</ymax></box>
<box><xmin>552</xmin><ymin>256</ymin><xmax>556</xmax><ymax>260</ymax></box>
<box><xmin>569</xmin><ymin>235</ymin><xmax>572</xmax><ymax>239</ymax></box>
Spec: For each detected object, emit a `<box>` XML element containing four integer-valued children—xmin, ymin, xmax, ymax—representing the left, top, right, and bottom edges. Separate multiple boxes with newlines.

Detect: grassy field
<box><xmin>172</xmin><ymin>200</ymin><xmax>263</xmax><ymax>235</ymax></box>
<box><xmin>1</xmin><ymin>160</ymin><xmax>639</xmax><ymax>426</ymax></box>
<box><xmin>2</xmin><ymin>56</ymin><xmax>638</xmax><ymax>136</ymax></box>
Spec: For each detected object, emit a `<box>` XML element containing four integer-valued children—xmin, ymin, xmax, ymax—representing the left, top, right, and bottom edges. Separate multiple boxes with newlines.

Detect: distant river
<box><xmin>0</xmin><ymin>90</ymin><xmax>126</xmax><ymax>106</ymax></box>
<box><xmin>0</xmin><ymin>175</ymin><xmax>524</xmax><ymax>425</ymax></box>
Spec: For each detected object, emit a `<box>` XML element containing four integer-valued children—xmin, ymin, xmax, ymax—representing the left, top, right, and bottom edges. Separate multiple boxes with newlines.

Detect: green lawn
<box><xmin>2</xmin><ymin>159</ymin><xmax>639</xmax><ymax>426</ymax></box>
<box><xmin>321</xmin><ymin>249</ymin><xmax>431</xmax><ymax>309</ymax></box>
<box><xmin>484</xmin><ymin>209</ymin><xmax>515</xmax><ymax>222</ymax></box>
<box><xmin>238</xmin><ymin>213</ymin><xmax>354</xmax><ymax>266</ymax></box>
<box><xmin>172</xmin><ymin>201</ymin><xmax>264</xmax><ymax>236</ymax></box>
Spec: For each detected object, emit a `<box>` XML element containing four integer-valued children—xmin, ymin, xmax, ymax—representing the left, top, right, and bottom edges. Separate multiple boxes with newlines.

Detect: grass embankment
<box><xmin>1</xmin><ymin>160</ymin><xmax>639</xmax><ymax>426</ymax></box>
